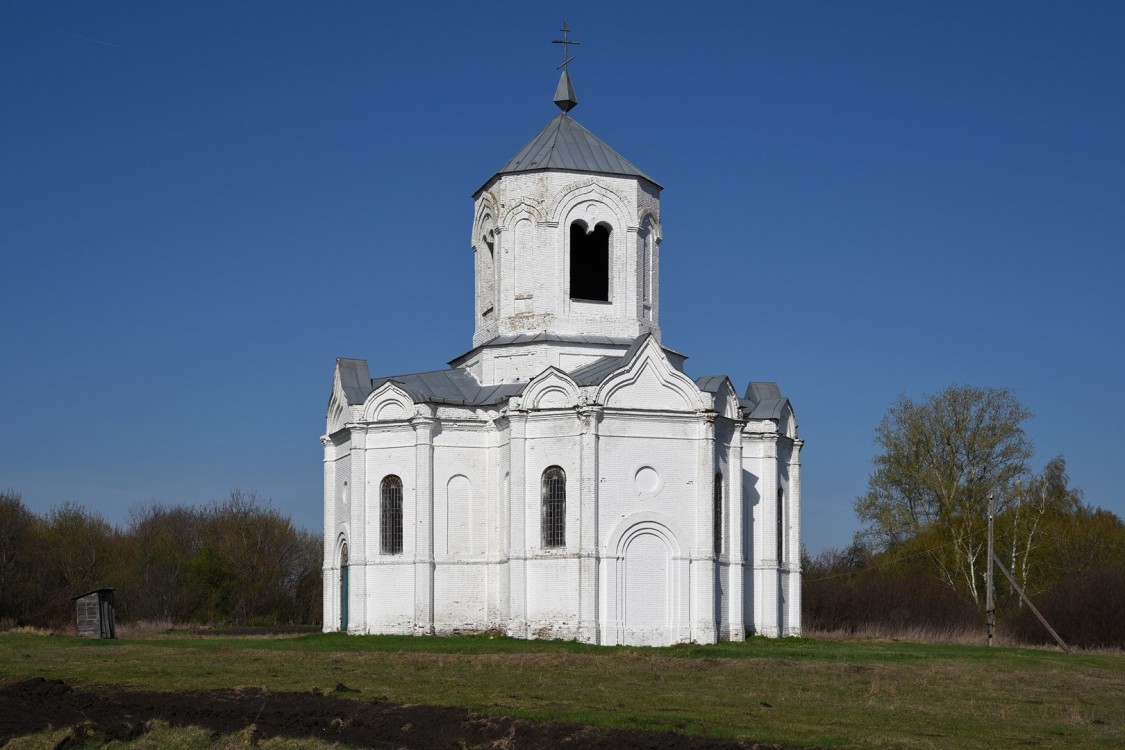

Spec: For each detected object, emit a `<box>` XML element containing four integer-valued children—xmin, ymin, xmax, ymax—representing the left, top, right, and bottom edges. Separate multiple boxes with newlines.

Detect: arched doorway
<box><xmin>339</xmin><ymin>542</ymin><xmax>349</xmax><ymax>632</ymax></box>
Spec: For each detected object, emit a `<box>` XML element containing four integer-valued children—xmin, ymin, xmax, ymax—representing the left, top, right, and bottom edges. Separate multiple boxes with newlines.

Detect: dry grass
<box><xmin>803</xmin><ymin>623</ymin><xmax>1013</xmax><ymax>646</ymax></box>
<box><xmin>3</xmin><ymin>625</ymin><xmax>61</xmax><ymax>637</ymax></box>
<box><xmin>803</xmin><ymin>623</ymin><xmax>1124</xmax><ymax>654</ymax></box>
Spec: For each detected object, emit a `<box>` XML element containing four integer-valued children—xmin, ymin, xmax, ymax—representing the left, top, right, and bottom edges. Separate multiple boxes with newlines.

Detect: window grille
<box><xmin>541</xmin><ymin>466</ymin><xmax>566</xmax><ymax>548</ymax></box>
<box><xmin>381</xmin><ymin>475</ymin><xmax>404</xmax><ymax>555</ymax></box>
<box><xmin>713</xmin><ymin>473</ymin><xmax>723</xmax><ymax>555</ymax></box>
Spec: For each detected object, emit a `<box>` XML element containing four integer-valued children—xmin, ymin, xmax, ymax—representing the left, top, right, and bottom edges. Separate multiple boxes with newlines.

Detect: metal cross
<box><xmin>552</xmin><ymin>19</ymin><xmax>580</xmax><ymax>71</ymax></box>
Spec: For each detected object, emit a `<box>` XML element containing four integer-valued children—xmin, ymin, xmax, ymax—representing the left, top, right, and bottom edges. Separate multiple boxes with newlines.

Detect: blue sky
<box><xmin>2</xmin><ymin>2</ymin><xmax>1122</xmax><ymax>554</ymax></box>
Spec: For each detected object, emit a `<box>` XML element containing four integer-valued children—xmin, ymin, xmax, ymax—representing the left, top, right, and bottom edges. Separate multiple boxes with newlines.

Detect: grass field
<box><xmin>1</xmin><ymin>630</ymin><xmax>1122</xmax><ymax>749</ymax></box>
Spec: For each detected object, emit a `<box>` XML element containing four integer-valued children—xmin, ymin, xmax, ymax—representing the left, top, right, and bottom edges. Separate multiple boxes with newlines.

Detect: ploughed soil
<box><xmin>0</xmin><ymin>677</ymin><xmax>802</xmax><ymax>749</ymax></box>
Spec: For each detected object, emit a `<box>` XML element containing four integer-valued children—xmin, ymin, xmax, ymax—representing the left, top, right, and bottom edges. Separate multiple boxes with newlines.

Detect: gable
<box><xmin>595</xmin><ymin>336</ymin><xmax>706</xmax><ymax>412</ymax></box>
<box><xmin>327</xmin><ymin>358</ymin><xmax>372</xmax><ymax>434</ymax></box>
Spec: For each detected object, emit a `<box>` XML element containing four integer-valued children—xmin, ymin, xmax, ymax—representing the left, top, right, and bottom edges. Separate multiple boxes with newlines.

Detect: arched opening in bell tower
<box><xmin>477</xmin><ymin>223</ymin><xmax>496</xmax><ymax>319</ymax></box>
<box><xmin>569</xmin><ymin>220</ymin><xmax>610</xmax><ymax>302</ymax></box>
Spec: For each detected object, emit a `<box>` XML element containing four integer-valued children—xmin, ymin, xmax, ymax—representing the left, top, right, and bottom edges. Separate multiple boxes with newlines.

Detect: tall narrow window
<box><xmin>713</xmin><ymin>473</ymin><xmax>723</xmax><ymax>555</ymax></box>
<box><xmin>514</xmin><ymin>218</ymin><xmax>532</xmax><ymax>301</ymax></box>
<box><xmin>639</xmin><ymin>227</ymin><xmax>650</xmax><ymax>303</ymax></box>
<box><xmin>339</xmin><ymin>542</ymin><xmax>349</xmax><ymax>631</ymax></box>
<box><xmin>569</xmin><ymin>220</ymin><xmax>610</xmax><ymax>301</ymax></box>
<box><xmin>776</xmin><ymin>486</ymin><xmax>785</xmax><ymax>564</ymax></box>
<box><xmin>478</xmin><ymin>226</ymin><xmax>496</xmax><ymax>318</ymax></box>
<box><xmin>381</xmin><ymin>475</ymin><xmax>404</xmax><ymax>555</ymax></box>
<box><xmin>541</xmin><ymin>466</ymin><xmax>566</xmax><ymax>548</ymax></box>
<box><xmin>639</xmin><ymin>218</ymin><xmax>655</xmax><ymax>310</ymax></box>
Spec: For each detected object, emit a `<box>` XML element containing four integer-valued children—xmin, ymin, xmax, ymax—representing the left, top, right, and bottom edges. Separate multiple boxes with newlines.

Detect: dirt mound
<box><xmin>0</xmin><ymin>677</ymin><xmax>794</xmax><ymax>749</ymax></box>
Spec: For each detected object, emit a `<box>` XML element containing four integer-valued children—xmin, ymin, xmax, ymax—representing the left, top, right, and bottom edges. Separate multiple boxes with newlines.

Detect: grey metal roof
<box><xmin>478</xmin><ymin>114</ymin><xmax>660</xmax><ymax>194</ymax></box>
<box><xmin>741</xmin><ymin>382</ymin><xmax>790</xmax><ymax>420</ymax></box>
<box><xmin>335</xmin><ymin>358</ymin><xmax>372</xmax><ymax>406</ymax></box>
<box><xmin>552</xmin><ymin>333</ymin><xmax>693</xmax><ymax>385</ymax></box>
<box><xmin>491</xmin><ymin>331</ymin><xmax>633</xmax><ymax>347</ymax></box>
<box><xmin>348</xmin><ymin>349</ymin><xmax>788</xmax><ymax>417</ymax></box>
<box><xmin>448</xmin><ymin>332</ymin><xmax>637</xmax><ymax>368</ymax></box>
<box><xmin>569</xmin><ymin>353</ymin><xmax>628</xmax><ymax>386</ymax></box>
<box><xmin>566</xmin><ymin>334</ymin><xmax>650</xmax><ymax>386</ymax></box>
<box><xmin>370</xmin><ymin>368</ymin><xmax>527</xmax><ymax>408</ymax></box>
<box><xmin>694</xmin><ymin>375</ymin><xmax>730</xmax><ymax>395</ymax></box>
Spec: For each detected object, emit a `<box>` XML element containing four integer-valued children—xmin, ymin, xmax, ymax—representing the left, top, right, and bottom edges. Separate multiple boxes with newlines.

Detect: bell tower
<box><xmin>463</xmin><ymin>28</ymin><xmax>664</xmax><ymax>385</ymax></box>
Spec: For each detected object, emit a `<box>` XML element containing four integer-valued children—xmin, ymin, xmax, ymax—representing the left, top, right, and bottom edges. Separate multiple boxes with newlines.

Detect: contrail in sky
<box><xmin>44</xmin><ymin>26</ymin><xmax>119</xmax><ymax>48</ymax></box>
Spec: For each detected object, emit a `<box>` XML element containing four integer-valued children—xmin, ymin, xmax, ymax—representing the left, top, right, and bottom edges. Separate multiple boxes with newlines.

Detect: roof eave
<box><xmin>474</xmin><ymin>167</ymin><xmax>662</xmax><ymax>200</ymax></box>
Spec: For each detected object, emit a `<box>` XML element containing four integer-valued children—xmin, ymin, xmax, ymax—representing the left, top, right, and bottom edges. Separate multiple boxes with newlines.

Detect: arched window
<box><xmin>478</xmin><ymin>224</ymin><xmax>496</xmax><ymax>318</ymax></box>
<box><xmin>541</xmin><ymin>466</ymin><xmax>566</xmax><ymax>548</ymax></box>
<box><xmin>639</xmin><ymin>216</ymin><xmax>657</xmax><ymax>316</ymax></box>
<box><xmin>713</xmin><ymin>473</ymin><xmax>723</xmax><ymax>555</ymax></box>
<box><xmin>514</xmin><ymin>218</ymin><xmax>532</xmax><ymax>302</ymax></box>
<box><xmin>776</xmin><ymin>486</ymin><xmax>785</xmax><ymax>564</ymax></box>
<box><xmin>339</xmin><ymin>541</ymin><xmax>349</xmax><ymax>631</ymax></box>
<box><xmin>381</xmin><ymin>475</ymin><xmax>404</xmax><ymax>555</ymax></box>
<box><xmin>570</xmin><ymin>220</ymin><xmax>610</xmax><ymax>301</ymax></box>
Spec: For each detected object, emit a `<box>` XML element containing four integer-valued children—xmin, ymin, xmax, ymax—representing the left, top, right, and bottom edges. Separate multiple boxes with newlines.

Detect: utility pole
<box><xmin>986</xmin><ymin>492</ymin><xmax>995</xmax><ymax>647</ymax></box>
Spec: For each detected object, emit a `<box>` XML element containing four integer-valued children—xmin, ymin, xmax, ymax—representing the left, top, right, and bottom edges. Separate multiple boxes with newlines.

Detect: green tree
<box><xmin>192</xmin><ymin>490</ymin><xmax>321</xmax><ymax>625</ymax></box>
<box><xmin>998</xmin><ymin>456</ymin><xmax>1083</xmax><ymax>597</ymax></box>
<box><xmin>855</xmin><ymin>385</ymin><xmax>1033</xmax><ymax>604</ymax></box>
<box><xmin>189</xmin><ymin>541</ymin><xmax>239</xmax><ymax>622</ymax></box>
<box><xmin>1004</xmin><ymin>507</ymin><xmax>1125</xmax><ymax>647</ymax></box>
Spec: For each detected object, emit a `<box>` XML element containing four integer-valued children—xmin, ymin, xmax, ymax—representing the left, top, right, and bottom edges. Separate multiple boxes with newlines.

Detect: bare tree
<box><xmin>0</xmin><ymin>491</ymin><xmax>37</xmax><ymax>624</ymax></box>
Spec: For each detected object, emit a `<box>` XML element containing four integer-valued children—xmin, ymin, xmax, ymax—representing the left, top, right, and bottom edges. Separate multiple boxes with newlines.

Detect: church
<box><xmin>322</xmin><ymin>48</ymin><xmax>802</xmax><ymax>646</ymax></box>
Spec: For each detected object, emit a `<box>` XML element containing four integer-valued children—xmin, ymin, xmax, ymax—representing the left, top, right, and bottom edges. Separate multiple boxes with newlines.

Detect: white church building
<box><xmin>322</xmin><ymin>59</ymin><xmax>802</xmax><ymax>646</ymax></box>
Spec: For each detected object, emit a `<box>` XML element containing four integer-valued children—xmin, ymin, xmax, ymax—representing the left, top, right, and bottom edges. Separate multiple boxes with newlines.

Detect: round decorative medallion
<box><xmin>635</xmin><ymin>466</ymin><xmax>660</xmax><ymax>494</ymax></box>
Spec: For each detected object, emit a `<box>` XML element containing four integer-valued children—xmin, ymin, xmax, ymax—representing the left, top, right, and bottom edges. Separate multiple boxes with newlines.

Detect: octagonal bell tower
<box><xmin>461</xmin><ymin>60</ymin><xmax>665</xmax><ymax>385</ymax></box>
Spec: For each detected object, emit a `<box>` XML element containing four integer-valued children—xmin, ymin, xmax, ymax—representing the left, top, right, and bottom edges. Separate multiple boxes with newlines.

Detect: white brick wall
<box><xmin>324</xmin><ymin>351</ymin><xmax>801</xmax><ymax>644</ymax></box>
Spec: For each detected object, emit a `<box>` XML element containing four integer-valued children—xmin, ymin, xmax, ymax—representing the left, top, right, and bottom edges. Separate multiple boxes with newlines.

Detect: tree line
<box><xmin>804</xmin><ymin>385</ymin><xmax>1125</xmax><ymax>648</ymax></box>
<box><xmin>0</xmin><ymin>489</ymin><xmax>322</xmax><ymax>629</ymax></box>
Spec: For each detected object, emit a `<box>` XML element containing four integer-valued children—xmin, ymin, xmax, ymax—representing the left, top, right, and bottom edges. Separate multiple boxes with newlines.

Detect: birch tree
<box><xmin>1002</xmin><ymin>457</ymin><xmax>1082</xmax><ymax>595</ymax></box>
<box><xmin>854</xmin><ymin>385</ymin><xmax>1033</xmax><ymax>604</ymax></box>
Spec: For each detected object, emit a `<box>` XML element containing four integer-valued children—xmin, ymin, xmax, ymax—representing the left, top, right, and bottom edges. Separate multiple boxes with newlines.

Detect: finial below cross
<box><xmin>552</xmin><ymin>19</ymin><xmax>580</xmax><ymax>71</ymax></box>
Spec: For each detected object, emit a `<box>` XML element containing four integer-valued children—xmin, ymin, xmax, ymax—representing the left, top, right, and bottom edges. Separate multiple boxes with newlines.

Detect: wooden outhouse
<box><xmin>74</xmin><ymin>588</ymin><xmax>116</xmax><ymax>638</ymax></box>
